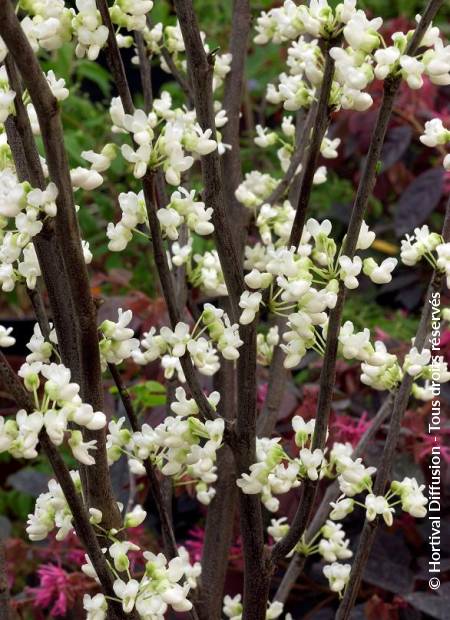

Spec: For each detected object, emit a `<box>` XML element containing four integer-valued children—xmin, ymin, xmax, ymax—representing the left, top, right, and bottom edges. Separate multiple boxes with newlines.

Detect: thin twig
<box><xmin>0</xmin><ymin>540</ymin><xmax>11</xmax><ymax>620</ymax></box>
<box><xmin>288</xmin><ymin>38</ymin><xmax>339</xmax><ymax>248</ymax></box>
<box><xmin>336</xmin><ymin>195</ymin><xmax>450</xmax><ymax>619</ymax></box>
<box><xmin>221</xmin><ymin>0</ymin><xmax>251</xmax><ymax>244</ymax></box>
<box><xmin>96</xmin><ymin>0</ymin><xmax>134</xmax><ymax>113</ymax></box>
<box><xmin>273</xmin><ymin>394</ymin><xmax>394</xmax><ymax>603</ymax></box>
<box><xmin>107</xmin><ymin>362</ymin><xmax>178</xmax><ymax>558</ymax></box>
<box><xmin>0</xmin><ymin>353</ymin><xmax>133</xmax><ymax>620</ymax></box>
<box><xmin>0</xmin><ymin>0</ymin><xmax>120</xmax><ymax>529</ymax></box>
<box><xmin>134</xmin><ymin>31</ymin><xmax>153</xmax><ymax>112</ymax></box>
<box><xmin>271</xmin><ymin>0</ymin><xmax>444</xmax><ymax>564</ymax></box>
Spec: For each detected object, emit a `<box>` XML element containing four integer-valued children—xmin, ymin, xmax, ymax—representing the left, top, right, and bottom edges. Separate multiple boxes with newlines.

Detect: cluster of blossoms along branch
<box><xmin>0</xmin><ymin>0</ymin><xmax>448</xmax><ymax>618</ymax></box>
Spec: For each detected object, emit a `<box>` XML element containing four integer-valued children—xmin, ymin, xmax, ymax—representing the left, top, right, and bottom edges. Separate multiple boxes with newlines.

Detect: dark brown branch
<box><xmin>288</xmin><ymin>38</ymin><xmax>339</xmax><ymax>248</ymax></box>
<box><xmin>173</xmin><ymin>0</ymin><xmax>245</xmax><ymax>317</ymax></box>
<box><xmin>273</xmin><ymin>394</ymin><xmax>394</xmax><ymax>602</ymax></box>
<box><xmin>221</xmin><ymin>0</ymin><xmax>251</xmax><ymax>243</ymax></box>
<box><xmin>0</xmin><ymin>1</ymin><xmax>120</xmax><ymax>529</ymax></box>
<box><xmin>263</xmin><ymin>106</ymin><xmax>316</xmax><ymax>209</ymax></box>
<box><xmin>256</xmin><ymin>317</ymin><xmax>288</xmax><ymax>438</ymax></box>
<box><xmin>0</xmin><ymin>354</ymin><xmax>133</xmax><ymax>620</ymax></box>
<box><xmin>270</xmin><ymin>0</ymin><xmax>444</xmax><ymax>565</ymax></box>
<box><xmin>96</xmin><ymin>0</ymin><xmax>134</xmax><ymax>113</ymax></box>
<box><xmin>26</xmin><ymin>286</ymin><xmax>51</xmax><ymax>339</ymax></box>
<box><xmin>142</xmin><ymin>173</ymin><xmax>219</xmax><ymax>423</ymax></box>
<box><xmin>161</xmin><ymin>46</ymin><xmax>194</xmax><ymax>106</ymax></box>
<box><xmin>337</xmin><ymin>196</ymin><xmax>450</xmax><ymax>619</ymax></box>
<box><xmin>93</xmin><ymin>5</ymin><xmax>218</xmax><ymax>427</ymax></box>
<box><xmin>4</xmin><ymin>57</ymin><xmax>80</xmax><ymax>379</ymax></box>
<box><xmin>199</xmin><ymin>356</ymin><xmax>237</xmax><ymax>619</ymax></box>
<box><xmin>0</xmin><ymin>540</ymin><xmax>10</xmax><ymax>620</ymax></box>
<box><xmin>134</xmin><ymin>31</ymin><xmax>153</xmax><ymax>113</ymax></box>
<box><xmin>172</xmin><ymin>6</ymin><xmax>268</xmax><ymax>618</ymax></box>
<box><xmin>107</xmin><ymin>362</ymin><xmax>178</xmax><ymax>557</ymax></box>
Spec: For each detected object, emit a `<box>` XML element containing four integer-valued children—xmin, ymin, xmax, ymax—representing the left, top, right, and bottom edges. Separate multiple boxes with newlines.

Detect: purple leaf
<box><xmin>395</xmin><ymin>168</ymin><xmax>444</xmax><ymax>236</ymax></box>
<box><xmin>381</xmin><ymin>125</ymin><xmax>412</xmax><ymax>172</ymax></box>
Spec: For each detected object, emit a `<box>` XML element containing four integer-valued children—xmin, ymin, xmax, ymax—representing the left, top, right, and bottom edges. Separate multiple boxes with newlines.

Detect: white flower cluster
<box><xmin>269</xmin><ymin>516</ymin><xmax>352</xmax><ymax>594</ymax></box>
<box><xmin>256</xmin><ymin>1</ymin><xmax>450</xmax><ymax>115</ymax></box>
<box><xmin>13</xmin><ymin>0</ymin><xmax>154</xmax><ymax>63</ymax></box>
<box><xmin>0</xmin><ymin>164</ymin><xmax>58</xmax><ymax>291</ymax></box>
<box><xmin>157</xmin><ymin>187</ymin><xmax>214</xmax><ymax>240</ymax></box>
<box><xmin>0</xmin><ymin>326</ymin><xmax>106</xmax><ymax>465</ymax></box>
<box><xmin>134</xmin><ymin>19</ymin><xmax>231</xmax><ymax>93</ymax></box>
<box><xmin>84</xmin><ymin>543</ymin><xmax>199</xmax><ymax>619</ymax></box>
<box><xmin>223</xmin><ymin>594</ymin><xmax>285</xmax><ymax>620</ymax></box>
<box><xmin>99</xmin><ymin>308</ymin><xmax>139</xmax><ymax>369</ymax></box>
<box><xmin>237</xmin><ymin>416</ymin><xmax>336</xmax><ymax>512</ymax></box>
<box><xmin>107</xmin><ymin>190</ymin><xmax>148</xmax><ymax>252</ymax></box>
<box><xmin>107</xmin><ymin>389</ymin><xmax>224</xmax><ymax>505</ymax></box>
<box><xmin>257</xmin><ymin>326</ymin><xmax>280</xmax><ymax>366</ymax></box>
<box><xmin>401</xmin><ymin>224</ymin><xmax>450</xmax><ymax>289</ymax></box>
<box><xmin>132</xmin><ymin>304</ymin><xmax>242</xmax><ymax>381</ymax></box>
<box><xmin>237</xmin><ymin>218</ymin><xmax>396</xmax><ymax>370</ymax></box>
<box><xmin>26</xmin><ymin>470</ymin><xmax>82</xmax><ymax>541</ymax></box>
<box><xmin>110</xmin><ymin>91</ymin><xmax>218</xmax><ymax>184</ymax></box>
<box><xmin>251</xmin><ymin>119</ymin><xmax>337</xmax><ymax>188</ymax></box>
<box><xmin>420</xmin><ymin>118</ymin><xmax>450</xmax><ymax>171</ymax></box>
<box><xmin>260</xmin><ymin>439</ymin><xmax>428</xmax><ymax>596</ymax></box>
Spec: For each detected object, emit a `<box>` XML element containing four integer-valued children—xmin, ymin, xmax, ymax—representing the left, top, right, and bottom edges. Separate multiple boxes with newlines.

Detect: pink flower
<box><xmin>29</xmin><ymin>564</ymin><xmax>71</xmax><ymax>617</ymax></box>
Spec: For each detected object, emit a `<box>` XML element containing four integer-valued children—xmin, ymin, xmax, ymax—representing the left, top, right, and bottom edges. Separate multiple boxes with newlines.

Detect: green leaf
<box><xmin>75</xmin><ymin>60</ymin><xmax>112</xmax><ymax>97</ymax></box>
<box><xmin>111</xmin><ymin>380</ymin><xmax>167</xmax><ymax>409</ymax></box>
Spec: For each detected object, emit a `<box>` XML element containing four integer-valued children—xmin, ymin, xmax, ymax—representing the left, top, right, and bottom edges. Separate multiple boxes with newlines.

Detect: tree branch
<box><xmin>134</xmin><ymin>31</ymin><xmax>153</xmax><ymax>113</ymax></box>
<box><xmin>0</xmin><ymin>540</ymin><xmax>10</xmax><ymax>620</ymax></box>
<box><xmin>107</xmin><ymin>362</ymin><xmax>178</xmax><ymax>558</ymax></box>
<box><xmin>273</xmin><ymin>393</ymin><xmax>394</xmax><ymax>602</ymax></box>
<box><xmin>173</xmin><ymin>0</ymin><xmax>245</xmax><ymax>317</ymax></box>
<box><xmin>336</xmin><ymin>195</ymin><xmax>450</xmax><ymax>619</ymax></box>
<box><xmin>0</xmin><ymin>353</ymin><xmax>133</xmax><ymax>620</ymax></box>
<box><xmin>0</xmin><ymin>0</ymin><xmax>120</xmax><ymax>529</ymax></box>
<box><xmin>270</xmin><ymin>0</ymin><xmax>444</xmax><ymax>566</ymax></box>
<box><xmin>199</xmin><ymin>356</ymin><xmax>237</xmax><ymax>620</ymax></box>
<box><xmin>221</xmin><ymin>0</ymin><xmax>251</xmax><ymax>243</ymax></box>
<box><xmin>96</xmin><ymin>0</ymin><xmax>134</xmax><ymax>113</ymax></box>
<box><xmin>288</xmin><ymin>38</ymin><xmax>338</xmax><ymax>248</ymax></box>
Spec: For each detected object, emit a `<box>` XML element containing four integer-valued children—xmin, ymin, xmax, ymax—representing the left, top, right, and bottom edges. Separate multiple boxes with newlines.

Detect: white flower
<box><xmin>70</xmin><ymin>167</ymin><xmax>103</xmax><ymax>190</ymax></box>
<box><xmin>363</xmin><ymin>257</ymin><xmax>397</xmax><ymax>284</ymax></box>
<box><xmin>339</xmin><ymin>255</ymin><xmax>362</xmax><ymax>289</ymax></box>
<box><xmin>391</xmin><ymin>477</ymin><xmax>428</xmax><ymax>518</ymax></box>
<box><xmin>404</xmin><ymin>346</ymin><xmax>431</xmax><ymax>377</ymax></box>
<box><xmin>323</xmin><ymin>562</ymin><xmax>351</xmax><ymax>594</ymax></box>
<box><xmin>400</xmin><ymin>55</ymin><xmax>424</xmax><ymax>89</ymax></box>
<box><xmin>121</xmin><ymin>143</ymin><xmax>151</xmax><ymax>179</ymax></box>
<box><xmin>113</xmin><ymin>579</ymin><xmax>140</xmax><ymax>614</ymax></box>
<box><xmin>356</xmin><ymin>221</ymin><xmax>376</xmax><ymax>250</ymax></box>
<box><xmin>299</xmin><ymin>448</ymin><xmax>324</xmax><ymax>481</ymax></box>
<box><xmin>343</xmin><ymin>11</ymin><xmax>382</xmax><ymax>53</ymax></box>
<box><xmin>68</xmin><ymin>430</ymin><xmax>97</xmax><ymax>465</ymax></box>
<box><xmin>0</xmin><ymin>325</ymin><xmax>15</xmax><ymax>347</ymax></box>
<box><xmin>83</xmin><ymin>593</ymin><xmax>107</xmax><ymax>620</ymax></box>
<box><xmin>374</xmin><ymin>46</ymin><xmax>401</xmax><ymax>80</ymax></box>
<box><xmin>365</xmin><ymin>493</ymin><xmax>394</xmax><ymax>526</ymax></box>
<box><xmin>239</xmin><ymin>291</ymin><xmax>262</xmax><ymax>325</ymax></box>
<box><xmin>330</xmin><ymin>497</ymin><xmax>354</xmax><ymax>520</ymax></box>
<box><xmin>420</xmin><ymin>118</ymin><xmax>450</xmax><ymax>148</ymax></box>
